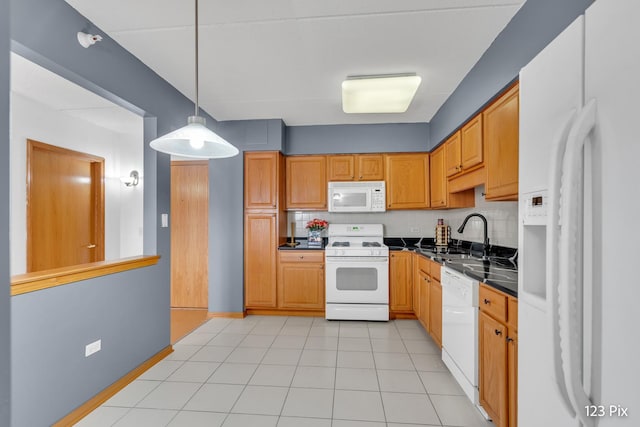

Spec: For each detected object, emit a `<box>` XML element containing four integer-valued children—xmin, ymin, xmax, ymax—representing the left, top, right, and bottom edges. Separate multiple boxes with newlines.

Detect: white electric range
<box><xmin>324</xmin><ymin>224</ymin><xmax>389</xmax><ymax>321</ymax></box>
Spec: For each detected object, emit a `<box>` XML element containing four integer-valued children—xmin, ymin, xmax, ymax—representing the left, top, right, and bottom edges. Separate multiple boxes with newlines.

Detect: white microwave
<box><xmin>328</xmin><ymin>181</ymin><xmax>386</xmax><ymax>212</ymax></box>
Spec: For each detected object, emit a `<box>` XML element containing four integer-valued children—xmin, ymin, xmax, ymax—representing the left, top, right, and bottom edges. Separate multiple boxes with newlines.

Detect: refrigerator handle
<box><xmin>559</xmin><ymin>98</ymin><xmax>597</xmax><ymax>427</ymax></box>
<box><xmin>546</xmin><ymin>109</ymin><xmax>577</xmax><ymax>417</ymax></box>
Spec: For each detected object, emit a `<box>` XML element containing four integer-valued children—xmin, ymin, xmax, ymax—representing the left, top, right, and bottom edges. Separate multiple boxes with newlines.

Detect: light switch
<box><xmin>161</xmin><ymin>213</ymin><xmax>169</xmax><ymax>228</ymax></box>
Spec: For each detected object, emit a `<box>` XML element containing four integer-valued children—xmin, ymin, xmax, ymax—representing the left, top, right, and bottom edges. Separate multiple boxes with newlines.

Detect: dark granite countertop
<box><xmin>278</xmin><ymin>238</ymin><xmax>325</xmax><ymax>250</ymax></box>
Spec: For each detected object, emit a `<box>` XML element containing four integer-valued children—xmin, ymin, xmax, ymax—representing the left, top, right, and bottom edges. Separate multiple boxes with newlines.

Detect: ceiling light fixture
<box><xmin>149</xmin><ymin>0</ymin><xmax>239</xmax><ymax>159</ymax></box>
<box><xmin>77</xmin><ymin>32</ymin><xmax>103</xmax><ymax>48</ymax></box>
<box><xmin>342</xmin><ymin>74</ymin><xmax>422</xmax><ymax>114</ymax></box>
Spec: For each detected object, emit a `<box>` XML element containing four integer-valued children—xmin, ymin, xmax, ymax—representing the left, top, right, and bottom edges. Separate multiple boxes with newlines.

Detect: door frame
<box><xmin>26</xmin><ymin>139</ymin><xmax>105</xmax><ymax>272</ymax></box>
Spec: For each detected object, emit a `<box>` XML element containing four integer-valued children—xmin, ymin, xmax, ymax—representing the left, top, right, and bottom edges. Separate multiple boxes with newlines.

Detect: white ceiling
<box><xmin>10</xmin><ymin>53</ymin><xmax>142</xmax><ymax>137</ymax></box>
<box><xmin>65</xmin><ymin>0</ymin><xmax>525</xmax><ymax>126</ymax></box>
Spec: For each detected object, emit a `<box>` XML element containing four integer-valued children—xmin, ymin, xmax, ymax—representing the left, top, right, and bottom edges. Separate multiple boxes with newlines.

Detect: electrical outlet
<box><xmin>85</xmin><ymin>339</ymin><xmax>101</xmax><ymax>357</ymax></box>
<box><xmin>409</xmin><ymin>227</ymin><xmax>420</xmax><ymax>233</ymax></box>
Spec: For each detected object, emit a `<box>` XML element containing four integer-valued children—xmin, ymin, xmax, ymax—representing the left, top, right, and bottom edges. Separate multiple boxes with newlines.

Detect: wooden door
<box><xmin>479</xmin><ymin>311</ymin><xmax>508</xmax><ymax>427</ymax></box>
<box><xmin>484</xmin><ymin>83</ymin><xmax>519</xmax><ymax>200</ymax></box>
<box><xmin>429</xmin><ymin>278</ymin><xmax>442</xmax><ymax>347</ymax></box>
<box><xmin>171</xmin><ymin>161</ymin><xmax>209</xmax><ymax>308</ymax></box>
<box><xmin>384</xmin><ymin>153</ymin><xmax>430</xmax><ymax>209</ymax></box>
<box><xmin>444</xmin><ymin>131</ymin><xmax>461</xmax><ymax>177</ymax></box>
<box><xmin>460</xmin><ymin>115</ymin><xmax>483</xmax><ymax>170</ymax></box>
<box><xmin>244</xmin><ymin>151</ymin><xmax>279</xmax><ymax>210</ymax></box>
<box><xmin>327</xmin><ymin>155</ymin><xmax>355</xmax><ymax>181</ymax></box>
<box><xmin>244</xmin><ymin>213</ymin><xmax>278</xmax><ymax>308</ymax></box>
<box><xmin>429</xmin><ymin>145</ymin><xmax>447</xmax><ymax>208</ymax></box>
<box><xmin>389</xmin><ymin>251</ymin><xmax>413</xmax><ymax>313</ymax></box>
<box><xmin>285</xmin><ymin>156</ymin><xmax>327</xmax><ymax>209</ymax></box>
<box><xmin>357</xmin><ymin>154</ymin><xmax>384</xmax><ymax>180</ymax></box>
<box><xmin>27</xmin><ymin>140</ymin><xmax>104</xmax><ymax>272</ymax></box>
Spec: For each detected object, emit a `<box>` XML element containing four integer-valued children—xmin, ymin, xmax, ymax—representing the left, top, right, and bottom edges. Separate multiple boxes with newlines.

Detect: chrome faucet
<box><xmin>457</xmin><ymin>213</ymin><xmax>490</xmax><ymax>260</ymax></box>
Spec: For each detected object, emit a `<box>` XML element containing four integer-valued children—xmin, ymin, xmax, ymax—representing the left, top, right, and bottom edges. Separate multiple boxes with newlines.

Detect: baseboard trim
<box><xmin>390</xmin><ymin>312</ymin><xmax>418</xmax><ymax>320</ymax></box>
<box><xmin>208</xmin><ymin>311</ymin><xmax>246</xmax><ymax>319</ymax></box>
<box><xmin>246</xmin><ymin>309</ymin><xmax>324</xmax><ymax>317</ymax></box>
<box><xmin>53</xmin><ymin>345</ymin><xmax>173</xmax><ymax>427</ymax></box>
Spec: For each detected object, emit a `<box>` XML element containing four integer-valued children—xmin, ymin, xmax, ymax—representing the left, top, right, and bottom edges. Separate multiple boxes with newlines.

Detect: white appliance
<box><xmin>325</xmin><ymin>223</ymin><xmax>389</xmax><ymax>321</ymax></box>
<box><xmin>328</xmin><ymin>181</ymin><xmax>386</xmax><ymax>213</ymax></box>
<box><xmin>519</xmin><ymin>1</ymin><xmax>639</xmax><ymax>426</ymax></box>
<box><xmin>441</xmin><ymin>267</ymin><xmax>486</xmax><ymax>417</ymax></box>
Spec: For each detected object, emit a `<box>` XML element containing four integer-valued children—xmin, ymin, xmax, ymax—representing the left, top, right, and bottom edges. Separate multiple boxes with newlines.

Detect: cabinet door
<box><xmin>418</xmin><ymin>270</ymin><xmax>430</xmax><ymax>331</ymax></box>
<box><xmin>507</xmin><ymin>329</ymin><xmax>518</xmax><ymax>427</ymax></box>
<box><xmin>479</xmin><ymin>311</ymin><xmax>508</xmax><ymax>427</ymax></box>
<box><xmin>278</xmin><ymin>259</ymin><xmax>325</xmax><ymax>310</ymax></box>
<box><xmin>244</xmin><ymin>151</ymin><xmax>280</xmax><ymax>210</ymax></box>
<box><xmin>384</xmin><ymin>153</ymin><xmax>430</xmax><ymax>209</ymax></box>
<box><xmin>429</xmin><ymin>278</ymin><xmax>442</xmax><ymax>348</ymax></box>
<box><xmin>244</xmin><ymin>213</ymin><xmax>277</xmax><ymax>308</ymax></box>
<box><xmin>444</xmin><ymin>131</ymin><xmax>462</xmax><ymax>177</ymax></box>
<box><xmin>389</xmin><ymin>251</ymin><xmax>413</xmax><ymax>313</ymax></box>
<box><xmin>483</xmin><ymin>84</ymin><xmax>519</xmax><ymax>200</ymax></box>
<box><xmin>327</xmin><ymin>155</ymin><xmax>355</xmax><ymax>181</ymax></box>
<box><xmin>286</xmin><ymin>156</ymin><xmax>327</xmax><ymax>209</ymax></box>
<box><xmin>461</xmin><ymin>114</ymin><xmax>483</xmax><ymax>170</ymax></box>
<box><xmin>357</xmin><ymin>154</ymin><xmax>384</xmax><ymax>180</ymax></box>
<box><xmin>429</xmin><ymin>145</ymin><xmax>447</xmax><ymax>208</ymax></box>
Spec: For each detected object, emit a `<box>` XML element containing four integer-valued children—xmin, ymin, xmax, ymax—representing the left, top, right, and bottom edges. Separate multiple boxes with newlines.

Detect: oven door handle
<box><xmin>325</xmin><ymin>257</ymin><xmax>389</xmax><ymax>263</ymax></box>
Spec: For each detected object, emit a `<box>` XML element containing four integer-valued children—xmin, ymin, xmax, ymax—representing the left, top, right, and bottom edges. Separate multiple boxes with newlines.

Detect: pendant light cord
<box><xmin>194</xmin><ymin>0</ymin><xmax>199</xmax><ymax>117</ymax></box>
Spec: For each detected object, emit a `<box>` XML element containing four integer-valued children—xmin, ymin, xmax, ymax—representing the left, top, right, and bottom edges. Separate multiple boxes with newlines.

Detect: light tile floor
<box><xmin>77</xmin><ymin>316</ymin><xmax>494</xmax><ymax>427</ymax></box>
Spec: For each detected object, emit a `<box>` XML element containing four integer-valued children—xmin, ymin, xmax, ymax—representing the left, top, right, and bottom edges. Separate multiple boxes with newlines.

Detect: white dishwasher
<box><xmin>441</xmin><ymin>266</ymin><xmax>486</xmax><ymax>417</ymax></box>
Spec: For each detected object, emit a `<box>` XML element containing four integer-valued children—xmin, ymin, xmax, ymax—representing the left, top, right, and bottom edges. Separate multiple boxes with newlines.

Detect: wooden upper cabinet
<box><xmin>286</xmin><ymin>156</ymin><xmax>327</xmax><ymax>210</ymax></box>
<box><xmin>327</xmin><ymin>155</ymin><xmax>355</xmax><ymax>181</ymax></box>
<box><xmin>357</xmin><ymin>154</ymin><xmax>384</xmax><ymax>180</ymax></box>
<box><xmin>430</xmin><ymin>145</ymin><xmax>447</xmax><ymax>208</ymax></box>
<box><xmin>461</xmin><ymin>114</ymin><xmax>483</xmax><ymax>170</ymax></box>
<box><xmin>445</xmin><ymin>131</ymin><xmax>462</xmax><ymax>177</ymax></box>
<box><xmin>327</xmin><ymin>154</ymin><xmax>384</xmax><ymax>181</ymax></box>
<box><xmin>484</xmin><ymin>83</ymin><xmax>519</xmax><ymax>200</ymax></box>
<box><xmin>384</xmin><ymin>153</ymin><xmax>430</xmax><ymax>209</ymax></box>
<box><xmin>244</xmin><ymin>151</ymin><xmax>282</xmax><ymax>210</ymax></box>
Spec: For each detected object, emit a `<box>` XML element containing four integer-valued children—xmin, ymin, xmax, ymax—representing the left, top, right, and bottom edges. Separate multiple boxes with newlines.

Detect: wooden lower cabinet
<box><xmin>389</xmin><ymin>251</ymin><xmax>413</xmax><ymax>314</ymax></box>
<box><xmin>244</xmin><ymin>213</ymin><xmax>278</xmax><ymax>308</ymax></box>
<box><xmin>478</xmin><ymin>284</ymin><xmax>518</xmax><ymax>427</ymax></box>
<box><xmin>418</xmin><ymin>271</ymin><xmax>430</xmax><ymax>330</ymax></box>
<box><xmin>428</xmin><ymin>278</ymin><xmax>442</xmax><ymax>347</ymax></box>
<box><xmin>277</xmin><ymin>251</ymin><xmax>324</xmax><ymax>310</ymax></box>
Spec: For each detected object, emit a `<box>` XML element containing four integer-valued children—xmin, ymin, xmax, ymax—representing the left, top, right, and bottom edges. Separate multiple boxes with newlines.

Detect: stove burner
<box><xmin>332</xmin><ymin>241</ymin><xmax>350</xmax><ymax>247</ymax></box>
<box><xmin>362</xmin><ymin>242</ymin><xmax>381</xmax><ymax>247</ymax></box>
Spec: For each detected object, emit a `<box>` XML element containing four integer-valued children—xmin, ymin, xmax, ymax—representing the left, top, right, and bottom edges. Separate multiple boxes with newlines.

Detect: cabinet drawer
<box><xmin>479</xmin><ymin>284</ymin><xmax>507</xmax><ymax>322</ymax></box>
<box><xmin>417</xmin><ymin>255</ymin><xmax>431</xmax><ymax>275</ymax></box>
<box><xmin>279</xmin><ymin>251</ymin><xmax>324</xmax><ymax>263</ymax></box>
<box><xmin>507</xmin><ymin>297</ymin><xmax>518</xmax><ymax>330</ymax></box>
<box><xmin>429</xmin><ymin>260</ymin><xmax>441</xmax><ymax>281</ymax></box>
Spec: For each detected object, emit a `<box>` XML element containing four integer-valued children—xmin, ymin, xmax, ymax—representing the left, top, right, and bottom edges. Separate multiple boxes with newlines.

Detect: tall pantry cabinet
<box><xmin>244</xmin><ymin>152</ymin><xmax>287</xmax><ymax>309</ymax></box>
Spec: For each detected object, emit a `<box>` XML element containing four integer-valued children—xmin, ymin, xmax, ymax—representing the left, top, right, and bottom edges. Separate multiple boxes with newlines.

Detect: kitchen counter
<box><xmin>278</xmin><ymin>239</ymin><xmax>325</xmax><ymax>250</ymax></box>
<box><xmin>391</xmin><ymin>246</ymin><xmax>518</xmax><ymax>297</ymax></box>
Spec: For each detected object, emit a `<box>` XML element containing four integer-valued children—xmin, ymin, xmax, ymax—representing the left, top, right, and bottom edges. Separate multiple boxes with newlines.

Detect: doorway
<box><xmin>171</xmin><ymin>161</ymin><xmax>209</xmax><ymax>308</ymax></box>
<box><xmin>27</xmin><ymin>139</ymin><xmax>105</xmax><ymax>272</ymax></box>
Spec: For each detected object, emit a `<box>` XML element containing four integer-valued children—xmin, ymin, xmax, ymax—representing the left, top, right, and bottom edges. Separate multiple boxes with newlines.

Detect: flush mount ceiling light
<box><xmin>342</xmin><ymin>74</ymin><xmax>422</xmax><ymax>114</ymax></box>
<box><xmin>149</xmin><ymin>0</ymin><xmax>239</xmax><ymax>159</ymax></box>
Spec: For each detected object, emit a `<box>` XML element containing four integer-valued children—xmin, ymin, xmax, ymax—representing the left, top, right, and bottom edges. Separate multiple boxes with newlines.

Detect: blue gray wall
<box><xmin>286</xmin><ymin>123</ymin><xmax>429</xmax><ymax>155</ymax></box>
<box><xmin>428</xmin><ymin>0</ymin><xmax>594</xmax><ymax>147</ymax></box>
<box><xmin>0</xmin><ymin>0</ymin><xmax>11</xmax><ymax>424</ymax></box>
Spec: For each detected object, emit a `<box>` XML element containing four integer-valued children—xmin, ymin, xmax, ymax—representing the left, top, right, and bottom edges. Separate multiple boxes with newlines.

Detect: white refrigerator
<box><xmin>518</xmin><ymin>0</ymin><xmax>639</xmax><ymax>426</ymax></box>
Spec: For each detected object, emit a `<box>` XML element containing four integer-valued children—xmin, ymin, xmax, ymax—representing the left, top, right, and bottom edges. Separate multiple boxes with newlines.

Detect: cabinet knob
<box><xmin>483</xmin><ymin>298</ymin><xmax>491</xmax><ymax>305</ymax></box>
<box><xmin>506</xmin><ymin>336</ymin><xmax>514</xmax><ymax>343</ymax></box>
<box><xmin>494</xmin><ymin>329</ymin><xmax>503</xmax><ymax>336</ymax></box>
<box><xmin>359</xmin><ymin>175</ymin><xmax>363</xmax><ymax>179</ymax></box>
<box><xmin>299</xmin><ymin>256</ymin><xmax>304</xmax><ymax>259</ymax></box>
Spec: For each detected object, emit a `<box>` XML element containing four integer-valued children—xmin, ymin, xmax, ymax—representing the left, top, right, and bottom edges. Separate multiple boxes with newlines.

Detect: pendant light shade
<box><xmin>150</xmin><ymin>116</ymin><xmax>238</xmax><ymax>158</ymax></box>
<box><xmin>149</xmin><ymin>0</ymin><xmax>238</xmax><ymax>159</ymax></box>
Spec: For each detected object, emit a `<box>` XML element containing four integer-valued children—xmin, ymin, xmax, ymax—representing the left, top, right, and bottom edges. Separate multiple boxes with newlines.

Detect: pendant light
<box><xmin>149</xmin><ymin>0</ymin><xmax>239</xmax><ymax>158</ymax></box>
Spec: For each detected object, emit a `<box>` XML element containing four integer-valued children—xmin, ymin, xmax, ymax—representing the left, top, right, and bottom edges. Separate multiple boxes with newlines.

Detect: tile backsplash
<box><xmin>288</xmin><ymin>186</ymin><xmax>518</xmax><ymax>248</ymax></box>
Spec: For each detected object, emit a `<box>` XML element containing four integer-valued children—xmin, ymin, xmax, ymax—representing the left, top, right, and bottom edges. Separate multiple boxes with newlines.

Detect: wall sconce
<box><xmin>121</xmin><ymin>170</ymin><xmax>139</xmax><ymax>187</ymax></box>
